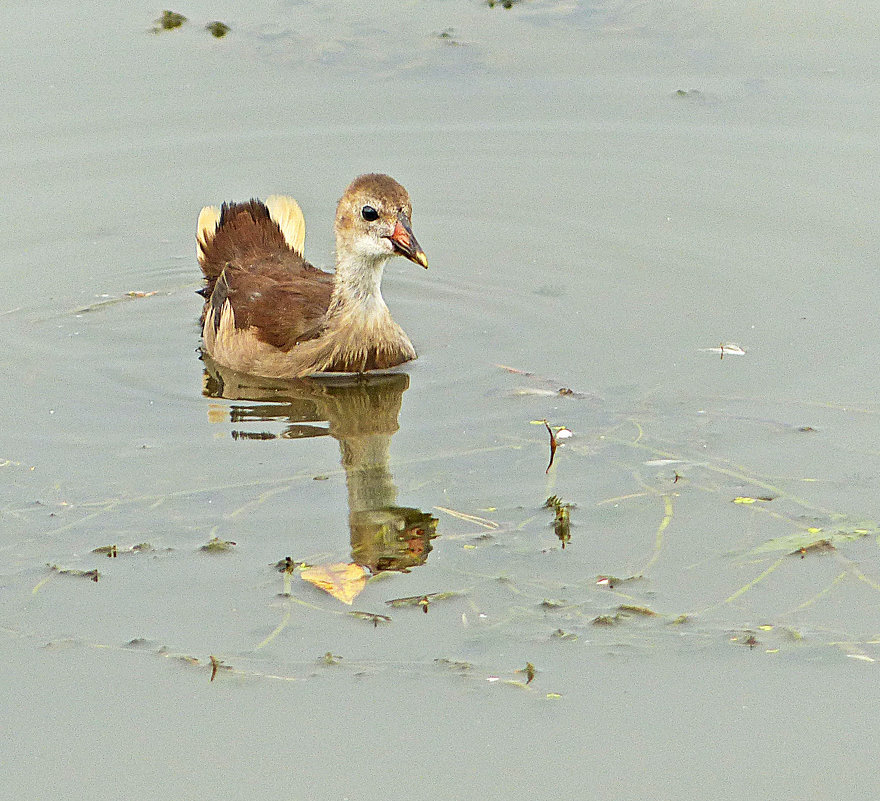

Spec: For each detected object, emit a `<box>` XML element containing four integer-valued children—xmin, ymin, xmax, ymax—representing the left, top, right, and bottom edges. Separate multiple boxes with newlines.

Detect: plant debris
<box><xmin>275</xmin><ymin>556</ymin><xmax>310</xmax><ymax>572</ymax></box>
<box><xmin>349</xmin><ymin>611</ymin><xmax>392</xmax><ymax>627</ymax></box>
<box><xmin>516</xmin><ymin>662</ymin><xmax>536</xmax><ymax>684</ymax></box>
<box><xmin>699</xmin><ymin>342</ymin><xmax>746</xmax><ymax>358</ymax></box>
<box><xmin>152</xmin><ymin>10</ymin><xmax>186</xmax><ymax>32</ymax></box>
<box><xmin>385</xmin><ymin>591</ymin><xmax>457</xmax><ymax>613</ymax></box>
<box><xmin>46</xmin><ymin>564</ymin><xmax>100</xmax><ymax>582</ymax></box>
<box><xmin>435</xmin><ymin>658</ymin><xmax>472</xmax><ymax>671</ymax></box>
<box><xmin>200</xmin><ymin>536</ymin><xmax>236</xmax><ymax>552</ymax></box>
<box><xmin>209</xmin><ymin>655</ymin><xmax>230</xmax><ymax>682</ymax></box>
<box><xmin>206</xmin><ymin>21</ymin><xmax>230</xmax><ymax>38</ymax></box>
<box><xmin>435</xmin><ymin>28</ymin><xmax>462</xmax><ymax>45</ymax></box>
<box><xmin>92</xmin><ymin>543</ymin><xmax>154</xmax><ymax>557</ymax></box>
<box><xmin>595</xmin><ymin>575</ymin><xmax>643</xmax><ymax>589</ymax></box>
<box><xmin>544</xmin><ymin>495</ymin><xmax>573</xmax><ymax>548</ymax></box>
<box><xmin>789</xmin><ymin>539</ymin><xmax>835</xmax><ymax>558</ymax></box>
<box><xmin>544</xmin><ymin>420</ymin><xmax>558</xmax><ymax>473</ymax></box>
<box><xmin>617</xmin><ymin>604</ymin><xmax>658</xmax><ymax>617</ymax></box>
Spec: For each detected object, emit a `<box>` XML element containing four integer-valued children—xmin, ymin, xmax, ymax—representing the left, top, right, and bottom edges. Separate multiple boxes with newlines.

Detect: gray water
<box><xmin>3</xmin><ymin>1</ymin><xmax>880</xmax><ymax>798</ymax></box>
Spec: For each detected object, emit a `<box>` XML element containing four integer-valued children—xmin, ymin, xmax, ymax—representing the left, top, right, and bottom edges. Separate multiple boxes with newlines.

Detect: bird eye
<box><xmin>361</xmin><ymin>205</ymin><xmax>379</xmax><ymax>221</ymax></box>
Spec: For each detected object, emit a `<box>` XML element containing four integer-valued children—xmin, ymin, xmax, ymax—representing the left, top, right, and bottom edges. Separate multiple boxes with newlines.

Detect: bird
<box><xmin>196</xmin><ymin>173</ymin><xmax>428</xmax><ymax>379</ymax></box>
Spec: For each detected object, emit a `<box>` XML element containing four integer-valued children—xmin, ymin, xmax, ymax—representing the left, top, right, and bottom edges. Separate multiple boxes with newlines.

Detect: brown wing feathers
<box><xmin>198</xmin><ymin>200</ymin><xmax>289</xmax><ymax>285</ymax></box>
<box><xmin>198</xmin><ymin>199</ymin><xmax>333</xmax><ymax>350</ymax></box>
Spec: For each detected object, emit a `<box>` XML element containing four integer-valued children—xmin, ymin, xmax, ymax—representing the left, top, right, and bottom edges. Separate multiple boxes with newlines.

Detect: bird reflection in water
<box><xmin>202</xmin><ymin>357</ymin><xmax>438</xmax><ymax>575</ymax></box>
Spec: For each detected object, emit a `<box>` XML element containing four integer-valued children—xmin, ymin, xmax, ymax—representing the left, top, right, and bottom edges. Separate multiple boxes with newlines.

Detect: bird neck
<box><xmin>328</xmin><ymin>251</ymin><xmax>392</xmax><ymax>322</ymax></box>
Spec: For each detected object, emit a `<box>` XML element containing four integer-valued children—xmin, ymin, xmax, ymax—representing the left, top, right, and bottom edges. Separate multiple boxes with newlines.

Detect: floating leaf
<box><xmin>301</xmin><ymin>563</ymin><xmax>368</xmax><ymax>605</ymax></box>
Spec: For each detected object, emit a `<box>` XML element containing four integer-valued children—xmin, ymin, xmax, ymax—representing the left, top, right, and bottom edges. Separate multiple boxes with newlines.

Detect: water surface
<box><xmin>3</xmin><ymin>1</ymin><xmax>880</xmax><ymax>798</ymax></box>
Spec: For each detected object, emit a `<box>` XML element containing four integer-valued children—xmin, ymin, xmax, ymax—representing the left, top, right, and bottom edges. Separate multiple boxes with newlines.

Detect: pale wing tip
<box><xmin>196</xmin><ymin>205</ymin><xmax>222</xmax><ymax>264</ymax></box>
<box><xmin>265</xmin><ymin>195</ymin><xmax>306</xmax><ymax>256</ymax></box>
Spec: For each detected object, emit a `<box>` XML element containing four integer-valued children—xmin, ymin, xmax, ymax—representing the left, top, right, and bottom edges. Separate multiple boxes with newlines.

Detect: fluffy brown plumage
<box><xmin>196</xmin><ymin>174</ymin><xmax>428</xmax><ymax>378</ymax></box>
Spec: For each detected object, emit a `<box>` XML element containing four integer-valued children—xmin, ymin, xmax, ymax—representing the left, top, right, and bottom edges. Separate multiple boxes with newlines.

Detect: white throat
<box><xmin>329</xmin><ymin>251</ymin><xmax>392</xmax><ymax>322</ymax></box>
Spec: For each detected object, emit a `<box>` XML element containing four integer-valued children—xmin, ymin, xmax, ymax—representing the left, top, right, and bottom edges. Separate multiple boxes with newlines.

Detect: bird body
<box><xmin>196</xmin><ymin>174</ymin><xmax>427</xmax><ymax>378</ymax></box>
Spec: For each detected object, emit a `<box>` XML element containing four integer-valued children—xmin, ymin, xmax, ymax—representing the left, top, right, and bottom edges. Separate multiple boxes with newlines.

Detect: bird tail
<box><xmin>196</xmin><ymin>196</ymin><xmax>306</xmax><ymax>284</ymax></box>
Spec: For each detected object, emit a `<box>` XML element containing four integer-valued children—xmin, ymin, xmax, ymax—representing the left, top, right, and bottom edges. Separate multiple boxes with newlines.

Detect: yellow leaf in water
<box><xmin>300</xmin><ymin>563</ymin><xmax>368</xmax><ymax>605</ymax></box>
<box><xmin>733</xmin><ymin>497</ymin><xmax>757</xmax><ymax>504</ymax></box>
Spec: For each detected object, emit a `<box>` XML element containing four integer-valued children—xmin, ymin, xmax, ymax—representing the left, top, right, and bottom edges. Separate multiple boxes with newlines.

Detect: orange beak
<box><xmin>387</xmin><ymin>213</ymin><xmax>428</xmax><ymax>268</ymax></box>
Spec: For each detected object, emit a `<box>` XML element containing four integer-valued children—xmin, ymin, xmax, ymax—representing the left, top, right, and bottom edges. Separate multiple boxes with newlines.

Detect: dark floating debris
<box><xmin>206</xmin><ymin>21</ymin><xmax>230</xmax><ymax>38</ymax></box>
<box><xmin>544</xmin><ymin>495</ymin><xmax>573</xmax><ymax>548</ymax></box>
<box><xmin>487</xmin><ymin>0</ymin><xmax>520</xmax><ymax>7</ymax></box>
<box><xmin>591</xmin><ymin>605</ymin><xmax>659</xmax><ymax>626</ymax></box>
<box><xmin>349</xmin><ymin>611</ymin><xmax>392</xmax><ymax>627</ymax></box>
<box><xmin>517</xmin><ymin>662</ymin><xmax>536</xmax><ymax>684</ymax></box>
<box><xmin>47</xmin><ymin>564</ymin><xmax>100</xmax><ymax>582</ymax></box>
<box><xmin>209</xmin><ymin>655</ymin><xmax>230</xmax><ymax>682</ymax></box>
<box><xmin>435</xmin><ymin>28</ymin><xmax>462</xmax><ymax>45</ymax></box>
<box><xmin>92</xmin><ymin>543</ymin><xmax>155</xmax><ymax>557</ymax></box>
<box><xmin>275</xmin><ymin>556</ymin><xmax>311</xmax><ymax>572</ymax></box>
<box><xmin>543</xmin><ymin>420</ymin><xmax>557</xmax><ymax>473</ymax></box>
<box><xmin>435</xmin><ymin>658</ymin><xmax>472</xmax><ymax>671</ymax></box>
<box><xmin>152</xmin><ymin>10</ymin><xmax>187</xmax><ymax>32</ymax></box>
<box><xmin>201</xmin><ymin>536</ymin><xmax>236</xmax><ymax>552</ymax></box>
<box><xmin>385</xmin><ymin>591</ymin><xmax>457</xmax><ymax>613</ymax></box>
<box><xmin>789</xmin><ymin>539</ymin><xmax>835</xmax><ymax>558</ymax></box>
<box><xmin>735</xmin><ymin>632</ymin><xmax>760</xmax><ymax>650</ymax></box>
<box><xmin>595</xmin><ymin>574</ymin><xmax>643</xmax><ymax>590</ymax></box>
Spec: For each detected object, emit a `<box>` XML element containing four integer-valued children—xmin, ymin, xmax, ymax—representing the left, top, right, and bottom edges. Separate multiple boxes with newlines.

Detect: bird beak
<box><xmin>387</xmin><ymin>213</ymin><xmax>428</xmax><ymax>268</ymax></box>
